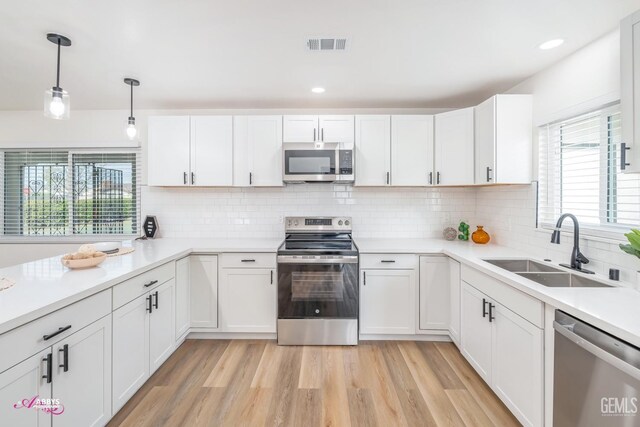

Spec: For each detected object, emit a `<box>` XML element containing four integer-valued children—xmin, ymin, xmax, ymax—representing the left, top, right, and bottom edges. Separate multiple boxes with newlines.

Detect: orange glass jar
<box><xmin>471</xmin><ymin>226</ymin><xmax>490</xmax><ymax>244</ymax></box>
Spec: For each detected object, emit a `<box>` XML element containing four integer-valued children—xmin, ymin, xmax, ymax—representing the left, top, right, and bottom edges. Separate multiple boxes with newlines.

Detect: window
<box><xmin>1</xmin><ymin>150</ymin><xmax>140</xmax><ymax>238</ymax></box>
<box><xmin>538</xmin><ymin>104</ymin><xmax>640</xmax><ymax>236</ymax></box>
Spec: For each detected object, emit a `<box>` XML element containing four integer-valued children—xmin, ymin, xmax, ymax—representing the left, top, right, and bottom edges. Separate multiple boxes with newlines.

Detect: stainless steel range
<box><xmin>277</xmin><ymin>216</ymin><xmax>358</xmax><ymax>345</ymax></box>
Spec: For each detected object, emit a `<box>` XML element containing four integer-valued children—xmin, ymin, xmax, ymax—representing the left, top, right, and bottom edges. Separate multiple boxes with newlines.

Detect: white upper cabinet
<box><xmin>434</xmin><ymin>107</ymin><xmax>475</xmax><ymax>185</ymax></box>
<box><xmin>474</xmin><ymin>95</ymin><xmax>532</xmax><ymax>184</ymax></box>
<box><xmin>391</xmin><ymin>115</ymin><xmax>435</xmax><ymax>186</ymax></box>
<box><xmin>621</xmin><ymin>10</ymin><xmax>640</xmax><ymax>173</ymax></box>
<box><xmin>233</xmin><ymin>116</ymin><xmax>283</xmax><ymax>187</ymax></box>
<box><xmin>355</xmin><ymin>115</ymin><xmax>391</xmax><ymax>186</ymax></box>
<box><xmin>148</xmin><ymin>116</ymin><xmax>191</xmax><ymax>186</ymax></box>
<box><xmin>148</xmin><ymin>116</ymin><xmax>233</xmax><ymax>186</ymax></box>
<box><xmin>190</xmin><ymin>116</ymin><xmax>233</xmax><ymax>186</ymax></box>
<box><xmin>283</xmin><ymin>115</ymin><xmax>354</xmax><ymax>144</ymax></box>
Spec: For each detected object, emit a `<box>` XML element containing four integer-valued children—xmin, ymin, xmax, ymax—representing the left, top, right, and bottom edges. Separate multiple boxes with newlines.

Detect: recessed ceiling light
<box><xmin>539</xmin><ymin>39</ymin><xmax>564</xmax><ymax>50</ymax></box>
<box><xmin>311</xmin><ymin>87</ymin><xmax>325</xmax><ymax>94</ymax></box>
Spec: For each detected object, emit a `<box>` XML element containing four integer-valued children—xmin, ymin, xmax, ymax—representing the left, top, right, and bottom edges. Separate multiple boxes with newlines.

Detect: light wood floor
<box><xmin>108</xmin><ymin>339</ymin><xmax>520</xmax><ymax>427</ymax></box>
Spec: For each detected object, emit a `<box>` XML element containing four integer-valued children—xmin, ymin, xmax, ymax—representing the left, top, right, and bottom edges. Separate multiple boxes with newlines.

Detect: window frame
<box><xmin>0</xmin><ymin>148</ymin><xmax>140</xmax><ymax>242</ymax></box>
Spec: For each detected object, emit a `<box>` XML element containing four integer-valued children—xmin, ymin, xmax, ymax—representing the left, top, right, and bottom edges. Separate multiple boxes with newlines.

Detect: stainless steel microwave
<box><xmin>282</xmin><ymin>142</ymin><xmax>354</xmax><ymax>183</ymax></box>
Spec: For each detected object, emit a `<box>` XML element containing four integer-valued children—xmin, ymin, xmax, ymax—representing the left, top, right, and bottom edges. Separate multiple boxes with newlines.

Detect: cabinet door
<box><xmin>434</xmin><ymin>107</ymin><xmax>474</xmax><ymax>185</ymax></box>
<box><xmin>190</xmin><ymin>255</ymin><xmax>218</xmax><ymax>329</ymax></box>
<box><xmin>448</xmin><ymin>259</ymin><xmax>461</xmax><ymax>346</ymax></box>
<box><xmin>319</xmin><ymin>115</ymin><xmax>355</xmax><ymax>144</ymax></box>
<box><xmin>149</xmin><ymin>279</ymin><xmax>175</xmax><ymax>374</ymax></box>
<box><xmin>190</xmin><ymin>116</ymin><xmax>233</xmax><ymax>186</ymax></box>
<box><xmin>219</xmin><ymin>268</ymin><xmax>276</xmax><ymax>333</ymax></box>
<box><xmin>175</xmin><ymin>257</ymin><xmax>191</xmax><ymax>340</ymax></box>
<box><xmin>360</xmin><ymin>269</ymin><xmax>416</xmax><ymax>335</ymax></box>
<box><xmin>0</xmin><ymin>349</ymin><xmax>52</xmax><ymax>427</ymax></box>
<box><xmin>283</xmin><ymin>115</ymin><xmax>318</xmax><ymax>142</ymax></box>
<box><xmin>248</xmin><ymin>116</ymin><xmax>283</xmax><ymax>186</ymax></box>
<box><xmin>460</xmin><ymin>282</ymin><xmax>492</xmax><ymax>382</ymax></box>
<box><xmin>418</xmin><ymin>256</ymin><xmax>449</xmax><ymax>331</ymax></box>
<box><xmin>53</xmin><ymin>316</ymin><xmax>111</xmax><ymax>427</ymax></box>
<box><xmin>391</xmin><ymin>115</ymin><xmax>434</xmax><ymax>186</ymax></box>
<box><xmin>112</xmin><ymin>293</ymin><xmax>149</xmax><ymax>413</ymax></box>
<box><xmin>474</xmin><ymin>97</ymin><xmax>496</xmax><ymax>184</ymax></box>
<box><xmin>355</xmin><ymin>115</ymin><xmax>391</xmax><ymax>186</ymax></box>
<box><xmin>233</xmin><ymin>116</ymin><xmax>251</xmax><ymax>186</ymax></box>
<box><xmin>622</xmin><ymin>10</ymin><xmax>640</xmax><ymax>173</ymax></box>
<box><xmin>494</xmin><ymin>95</ymin><xmax>532</xmax><ymax>184</ymax></box>
<box><xmin>147</xmin><ymin>116</ymin><xmax>191</xmax><ymax>186</ymax></box>
<box><xmin>491</xmin><ymin>303</ymin><xmax>543</xmax><ymax>427</ymax></box>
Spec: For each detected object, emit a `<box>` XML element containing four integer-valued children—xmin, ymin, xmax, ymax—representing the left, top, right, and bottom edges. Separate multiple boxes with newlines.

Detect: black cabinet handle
<box><xmin>153</xmin><ymin>291</ymin><xmax>159</xmax><ymax>309</ymax></box>
<box><xmin>191</xmin><ymin>172</ymin><xmax>195</xmax><ymax>185</ymax></box>
<box><xmin>241</xmin><ymin>259</ymin><xmax>256</xmax><ymax>263</ymax></box>
<box><xmin>249</xmin><ymin>172</ymin><xmax>253</xmax><ymax>185</ymax></box>
<box><xmin>59</xmin><ymin>344</ymin><xmax>69</xmax><ymax>372</ymax></box>
<box><xmin>363</xmin><ymin>271</ymin><xmax>366</xmax><ymax>286</ymax></box>
<box><xmin>270</xmin><ymin>270</ymin><xmax>274</xmax><ymax>284</ymax></box>
<box><xmin>386</xmin><ymin>172</ymin><xmax>390</xmax><ymax>185</ymax></box>
<box><xmin>43</xmin><ymin>325</ymin><xmax>72</xmax><ymax>341</ymax></box>
<box><xmin>43</xmin><ymin>353</ymin><xmax>52</xmax><ymax>383</ymax></box>
<box><xmin>144</xmin><ymin>280</ymin><xmax>158</xmax><ymax>288</ymax></box>
<box><xmin>146</xmin><ymin>295</ymin><xmax>153</xmax><ymax>313</ymax></box>
<box><xmin>482</xmin><ymin>298</ymin><xmax>488</xmax><ymax>318</ymax></box>
<box><xmin>436</xmin><ymin>172</ymin><xmax>441</xmax><ymax>185</ymax></box>
<box><xmin>489</xmin><ymin>303</ymin><xmax>495</xmax><ymax>322</ymax></box>
<box><xmin>381</xmin><ymin>260</ymin><xmax>396</xmax><ymax>263</ymax></box>
<box><xmin>183</xmin><ymin>172</ymin><xmax>188</xmax><ymax>185</ymax></box>
<box><xmin>486</xmin><ymin>166</ymin><xmax>492</xmax><ymax>182</ymax></box>
<box><xmin>313</xmin><ymin>128</ymin><xmax>317</xmax><ymax>142</ymax></box>
<box><xmin>428</xmin><ymin>172</ymin><xmax>433</xmax><ymax>185</ymax></box>
<box><xmin>622</xmin><ymin>143</ymin><xmax>631</xmax><ymax>170</ymax></box>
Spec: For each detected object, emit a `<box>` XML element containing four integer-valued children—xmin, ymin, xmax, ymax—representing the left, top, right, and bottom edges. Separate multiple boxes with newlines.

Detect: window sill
<box><xmin>535</xmin><ymin>225</ymin><xmax>627</xmax><ymax>245</ymax></box>
<box><xmin>0</xmin><ymin>236</ymin><xmax>138</xmax><ymax>244</ymax></box>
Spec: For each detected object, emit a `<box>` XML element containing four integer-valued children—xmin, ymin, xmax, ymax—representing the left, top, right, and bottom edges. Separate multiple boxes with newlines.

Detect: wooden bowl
<box><xmin>61</xmin><ymin>252</ymin><xmax>107</xmax><ymax>269</ymax></box>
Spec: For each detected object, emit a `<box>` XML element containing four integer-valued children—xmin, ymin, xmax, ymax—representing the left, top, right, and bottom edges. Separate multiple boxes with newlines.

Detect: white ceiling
<box><xmin>2</xmin><ymin>0</ymin><xmax>640</xmax><ymax>110</ymax></box>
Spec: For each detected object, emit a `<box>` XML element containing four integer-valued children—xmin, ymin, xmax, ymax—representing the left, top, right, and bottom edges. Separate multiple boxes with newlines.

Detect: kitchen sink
<box><xmin>484</xmin><ymin>259</ymin><xmax>563</xmax><ymax>273</ymax></box>
<box><xmin>483</xmin><ymin>258</ymin><xmax>612</xmax><ymax>288</ymax></box>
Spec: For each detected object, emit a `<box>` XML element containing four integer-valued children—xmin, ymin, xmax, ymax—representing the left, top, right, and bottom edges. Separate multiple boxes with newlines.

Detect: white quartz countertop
<box><xmin>2</xmin><ymin>236</ymin><xmax>640</xmax><ymax>349</ymax></box>
<box><xmin>0</xmin><ymin>238</ymin><xmax>282</xmax><ymax>335</ymax></box>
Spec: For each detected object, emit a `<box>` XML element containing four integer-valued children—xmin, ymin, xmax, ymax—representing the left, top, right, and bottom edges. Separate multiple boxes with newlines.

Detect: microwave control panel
<box><xmin>339</xmin><ymin>150</ymin><xmax>353</xmax><ymax>175</ymax></box>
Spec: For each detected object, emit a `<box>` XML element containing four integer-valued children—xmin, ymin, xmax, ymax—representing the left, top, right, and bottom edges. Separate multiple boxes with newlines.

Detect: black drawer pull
<box><xmin>489</xmin><ymin>303</ymin><xmax>495</xmax><ymax>322</ymax></box>
<box><xmin>482</xmin><ymin>298</ymin><xmax>488</xmax><ymax>318</ymax></box>
<box><xmin>43</xmin><ymin>325</ymin><xmax>72</xmax><ymax>341</ymax></box>
<box><xmin>144</xmin><ymin>280</ymin><xmax>158</xmax><ymax>288</ymax></box>
<box><xmin>146</xmin><ymin>295</ymin><xmax>153</xmax><ymax>313</ymax></box>
<box><xmin>241</xmin><ymin>259</ymin><xmax>256</xmax><ymax>263</ymax></box>
<box><xmin>153</xmin><ymin>291</ymin><xmax>159</xmax><ymax>309</ymax></box>
<box><xmin>270</xmin><ymin>270</ymin><xmax>274</xmax><ymax>284</ymax></box>
<box><xmin>363</xmin><ymin>271</ymin><xmax>366</xmax><ymax>286</ymax></box>
<box><xmin>59</xmin><ymin>344</ymin><xmax>69</xmax><ymax>372</ymax></box>
<box><xmin>42</xmin><ymin>353</ymin><xmax>52</xmax><ymax>383</ymax></box>
<box><xmin>381</xmin><ymin>260</ymin><xmax>396</xmax><ymax>263</ymax></box>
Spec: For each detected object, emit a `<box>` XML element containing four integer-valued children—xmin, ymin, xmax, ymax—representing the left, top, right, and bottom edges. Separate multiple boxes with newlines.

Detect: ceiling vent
<box><xmin>307</xmin><ymin>38</ymin><xmax>348</xmax><ymax>51</ymax></box>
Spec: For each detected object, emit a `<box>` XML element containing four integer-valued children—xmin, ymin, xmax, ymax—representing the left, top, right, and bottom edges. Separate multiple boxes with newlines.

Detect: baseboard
<box><xmin>358</xmin><ymin>333</ymin><xmax>452</xmax><ymax>342</ymax></box>
<box><xmin>187</xmin><ymin>331</ymin><xmax>277</xmax><ymax>340</ymax></box>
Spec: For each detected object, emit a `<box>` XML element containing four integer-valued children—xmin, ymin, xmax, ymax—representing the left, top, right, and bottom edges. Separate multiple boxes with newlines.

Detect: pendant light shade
<box><xmin>44</xmin><ymin>33</ymin><xmax>71</xmax><ymax>120</ymax></box>
<box><xmin>124</xmin><ymin>78</ymin><xmax>140</xmax><ymax>140</ymax></box>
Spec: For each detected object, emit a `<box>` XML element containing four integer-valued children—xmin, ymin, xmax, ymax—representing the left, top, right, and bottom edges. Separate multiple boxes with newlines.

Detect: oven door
<box><xmin>283</xmin><ymin>143</ymin><xmax>339</xmax><ymax>182</ymax></box>
<box><xmin>277</xmin><ymin>255</ymin><xmax>358</xmax><ymax>319</ymax></box>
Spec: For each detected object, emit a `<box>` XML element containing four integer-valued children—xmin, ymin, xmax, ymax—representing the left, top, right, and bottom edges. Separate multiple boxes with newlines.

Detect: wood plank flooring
<box><xmin>108</xmin><ymin>339</ymin><xmax>520</xmax><ymax>427</ymax></box>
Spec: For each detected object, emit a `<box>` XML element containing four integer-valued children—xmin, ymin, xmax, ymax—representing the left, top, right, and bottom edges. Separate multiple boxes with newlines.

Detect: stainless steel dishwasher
<box><xmin>554</xmin><ymin>310</ymin><xmax>640</xmax><ymax>426</ymax></box>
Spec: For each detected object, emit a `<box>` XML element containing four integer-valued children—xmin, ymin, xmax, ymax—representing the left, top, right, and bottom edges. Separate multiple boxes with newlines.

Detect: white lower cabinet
<box><xmin>418</xmin><ymin>256</ymin><xmax>449</xmax><ymax>331</ymax></box>
<box><xmin>460</xmin><ymin>281</ymin><xmax>543</xmax><ymax>427</ymax></box>
<box><xmin>360</xmin><ymin>269</ymin><xmax>416</xmax><ymax>335</ymax></box>
<box><xmin>189</xmin><ymin>255</ymin><xmax>218</xmax><ymax>329</ymax></box>
<box><xmin>219</xmin><ymin>268</ymin><xmax>276</xmax><ymax>333</ymax></box>
<box><xmin>0</xmin><ymin>316</ymin><xmax>111</xmax><ymax>427</ymax></box>
<box><xmin>448</xmin><ymin>259</ymin><xmax>461</xmax><ymax>345</ymax></box>
<box><xmin>112</xmin><ymin>279</ymin><xmax>175</xmax><ymax>414</ymax></box>
<box><xmin>175</xmin><ymin>257</ymin><xmax>191</xmax><ymax>340</ymax></box>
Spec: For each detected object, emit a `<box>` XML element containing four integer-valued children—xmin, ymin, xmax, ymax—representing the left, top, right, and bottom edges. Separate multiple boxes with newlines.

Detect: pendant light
<box><xmin>44</xmin><ymin>33</ymin><xmax>71</xmax><ymax>120</ymax></box>
<box><xmin>124</xmin><ymin>78</ymin><xmax>140</xmax><ymax>140</ymax></box>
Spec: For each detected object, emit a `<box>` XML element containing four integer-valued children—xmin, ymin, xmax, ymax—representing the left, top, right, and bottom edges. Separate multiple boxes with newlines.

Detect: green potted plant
<box><xmin>619</xmin><ymin>229</ymin><xmax>640</xmax><ymax>288</ymax></box>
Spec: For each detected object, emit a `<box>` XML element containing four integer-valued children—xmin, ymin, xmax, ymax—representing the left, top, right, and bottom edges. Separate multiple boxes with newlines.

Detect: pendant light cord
<box><xmin>130</xmin><ymin>82</ymin><xmax>134</xmax><ymax>118</ymax></box>
<box><xmin>56</xmin><ymin>39</ymin><xmax>61</xmax><ymax>88</ymax></box>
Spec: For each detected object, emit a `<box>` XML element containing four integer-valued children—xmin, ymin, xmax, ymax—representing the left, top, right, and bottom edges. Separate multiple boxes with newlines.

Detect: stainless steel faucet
<box><xmin>550</xmin><ymin>213</ymin><xmax>594</xmax><ymax>274</ymax></box>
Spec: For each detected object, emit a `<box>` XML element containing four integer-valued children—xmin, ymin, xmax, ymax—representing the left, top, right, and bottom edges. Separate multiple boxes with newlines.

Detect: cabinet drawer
<box><xmin>113</xmin><ymin>262</ymin><xmax>175</xmax><ymax>309</ymax></box>
<box><xmin>461</xmin><ymin>265</ymin><xmax>543</xmax><ymax>328</ymax></box>
<box><xmin>360</xmin><ymin>254</ymin><xmax>417</xmax><ymax>269</ymax></box>
<box><xmin>0</xmin><ymin>289</ymin><xmax>111</xmax><ymax>373</ymax></box>
<box><xmin>220</xmin><ymin>253</ymin><xmax>276</xmax><ymax>269</ymax></box>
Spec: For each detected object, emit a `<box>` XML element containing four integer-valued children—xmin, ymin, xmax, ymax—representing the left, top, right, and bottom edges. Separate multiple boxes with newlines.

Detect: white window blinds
<box><xmin>1</xmin><ymin>150</ymin><xmax>140</xmax><ymax>238</ymax></box>
<box><xmin>538</xmin><ymin>104</ymin><xmax>640</xmax><ymax>235</ymax></box>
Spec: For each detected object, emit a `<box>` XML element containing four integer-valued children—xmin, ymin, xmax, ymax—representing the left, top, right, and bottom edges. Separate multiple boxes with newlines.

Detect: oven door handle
<box><xmin>553</xmin><ymin>321</ymin><xmax>640</xmax><ymax>381</ymax></box>
<box><xmin>277</xmin><ymin>255</ymin><xmax>358</xmax><ymax>264</ymax></box>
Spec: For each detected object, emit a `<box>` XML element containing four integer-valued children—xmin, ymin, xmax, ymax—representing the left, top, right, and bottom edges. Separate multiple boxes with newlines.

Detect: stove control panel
<box><xmin>285</xmin><ymin>216</ymin><xmax>352</xmax><ymax>233</ymax></box>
